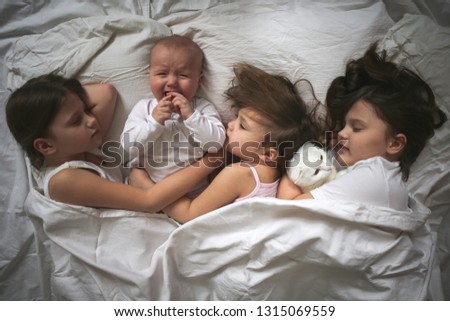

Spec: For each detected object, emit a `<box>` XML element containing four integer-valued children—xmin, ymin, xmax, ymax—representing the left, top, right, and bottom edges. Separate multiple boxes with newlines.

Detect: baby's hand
<box><xmin>169</xmin><ymin>92</ymin><xmax>194</xmax><ymax>120</ymax></box>
<box><xmin>152</xmin><ymin>95</ymin><xmax>174</xmax><ymax>125</ymax></box>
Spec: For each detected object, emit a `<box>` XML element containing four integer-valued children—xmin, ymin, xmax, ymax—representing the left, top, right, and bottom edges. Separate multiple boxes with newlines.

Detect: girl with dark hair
<box><xmin>5</xmin><ymin>74</ymin><xmax>218</xmax><ymax>212</ymax></box>
<box><xmin>278</xmin><ymin>43</ymin><xmax>447</xmax><ymax>211</ymax></box>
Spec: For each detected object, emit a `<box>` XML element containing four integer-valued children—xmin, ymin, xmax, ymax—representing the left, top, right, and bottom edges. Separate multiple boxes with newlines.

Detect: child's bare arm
<box><xmin>128</xmin><ymin>168</ymin><xmax>155</xmax><ymax>189</ymax></box>
<box><xmin>48</xmin><ymin>168</ymin><xmax>154</xmax><ymax>211</ymax></box>
<box><xmin>48</xmin><ymin>153</ymin><xmax>221</xmax><ymax>212</ymax></box>
<box><xmin>83</xmin><ymin>83</ymin><xmax>118</xmax><ymax>141</ymax></box>
<box><xmin>277</xmin><ymin>174</ymin><xmax>313</xmax><ymax>200</ymax></box>
<box><xmin>164</xmin><ymin>164</ymin><xmax>248</xmax><ymax>223</ymax></box>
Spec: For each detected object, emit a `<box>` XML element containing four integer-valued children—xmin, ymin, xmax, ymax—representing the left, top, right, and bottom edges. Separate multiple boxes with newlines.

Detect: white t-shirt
<box><xmin>121</xmin><ymin>96</ymin><xmax>226</xmax><ymax>183</ymax></box>
<box><xmin>311</xmin><ymin>156</ymin><xmax>408</xmax><ymax>211</ymax></box>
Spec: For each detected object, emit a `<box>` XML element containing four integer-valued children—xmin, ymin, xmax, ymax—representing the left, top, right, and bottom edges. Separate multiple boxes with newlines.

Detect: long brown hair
<box><xmin>326</xmin><ymin>42</ymin><xmax>447</xmax><ymax>180</ymax></box>
<box><xmin>224</xmin><ymin>63</ymin><xmax>321</xmax><ymax>172</ymax></box>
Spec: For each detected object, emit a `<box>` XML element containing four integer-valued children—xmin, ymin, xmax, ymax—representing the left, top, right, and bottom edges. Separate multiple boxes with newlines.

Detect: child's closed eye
<box><xmin>70</xmin><ymin>117</ymin><xmax>82</xmax><ymax>126</ymax></box>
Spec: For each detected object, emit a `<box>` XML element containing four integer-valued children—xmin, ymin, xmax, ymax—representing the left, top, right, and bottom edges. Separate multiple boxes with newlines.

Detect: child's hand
<box><xmin>169</xmin><ymin>92</ymin><xmax>194</xmax><ymax>120</ymax></box>
<box><xmin>128</xmin><ymin>168</ymin><xmax>155</xmax><ymax>189</ymax></box>
<box><xmin>152</xmin><ymin>95</ymin><xmax>174</xmax><ymax>125</ymax></box>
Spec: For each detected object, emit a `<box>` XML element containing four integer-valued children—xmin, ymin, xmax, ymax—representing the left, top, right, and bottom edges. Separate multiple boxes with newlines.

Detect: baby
<box><xmin>121</xmin><ymin>35</ymin><xmax>226</xmax><ymax>197</ymax></box>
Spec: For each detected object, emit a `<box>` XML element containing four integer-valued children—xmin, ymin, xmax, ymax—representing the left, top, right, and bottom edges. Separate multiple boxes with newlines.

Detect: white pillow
<box><xmin>380</xmin><ymin>14</ymin><xmax>450</xmax><ymax>228</ymax></box>
<box><xmin>160</xmin><ymin>1</ymin><xmax>394</xmax><ymax>122</ymax></box>
<box><xmin>6</xmin><ymin>15</ymin><xmax>172</xmax><ymax>143</ymax></box>
<box><xmin>380</xmin><ymin>14</ymin><xmax>450</xmax><ymax>299</ymax></box>
<box><xmin>150</xmin><ymin>0</ymin><xmax>226</xmax><ymax>19</ymax></box>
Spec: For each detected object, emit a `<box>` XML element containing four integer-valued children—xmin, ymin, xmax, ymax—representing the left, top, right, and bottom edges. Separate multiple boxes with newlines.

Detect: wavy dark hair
<box><xmin>5</xmin><ymin>74</ymin><xmax>86</xmax><ymax>168</ymax></box>
<box><xmin>224</xmin><ymin>63</ymin><xmax>321</xmax><ymax>172</ymax></box>
<box><xmin>325</xmin><ymin>42</ymin><xmax>447</xmax><ymax>180</ymax></box>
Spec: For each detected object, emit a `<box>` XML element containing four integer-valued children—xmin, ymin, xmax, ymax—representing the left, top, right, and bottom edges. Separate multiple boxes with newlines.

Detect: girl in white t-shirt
<box><xmin>277</xmin><ymin>42</ymin><xmax>447</xmax><ymax>210</ymax></box>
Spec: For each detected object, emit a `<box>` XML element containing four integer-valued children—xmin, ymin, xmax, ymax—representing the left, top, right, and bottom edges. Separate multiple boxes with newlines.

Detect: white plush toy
<box><xmin>286</xmin><ymin>142</ymin><xmax>343</xmax><ymax>193</ymax></box>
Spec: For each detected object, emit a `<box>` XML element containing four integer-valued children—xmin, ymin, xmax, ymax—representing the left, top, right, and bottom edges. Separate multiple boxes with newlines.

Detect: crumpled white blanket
<box><xmin>155</xmin><ymin>198</ymin><xmax>434</xmax><ymax>300</ymax></box>
<box><xmin>26</xmin><ymin>170</ymin><xmax>434</xmax><ymax>300</ymax></box>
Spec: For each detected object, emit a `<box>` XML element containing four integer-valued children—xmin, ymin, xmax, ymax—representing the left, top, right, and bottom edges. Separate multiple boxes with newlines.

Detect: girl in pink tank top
<box><xmin>159</xmin><ymin>63</ymin><xmax>320</xmax><ymax>224</ymax></box>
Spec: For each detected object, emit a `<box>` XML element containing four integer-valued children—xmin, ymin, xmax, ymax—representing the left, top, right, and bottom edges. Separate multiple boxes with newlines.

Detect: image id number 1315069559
<box><xmin>256</xmin><ymin>305</ymin><xmax>335</xmax><ymax>317</ymax></box>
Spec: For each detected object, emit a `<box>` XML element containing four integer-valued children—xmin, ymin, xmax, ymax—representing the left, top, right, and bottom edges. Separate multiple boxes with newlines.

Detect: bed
<box><xmin>1</xmin><ymin>0</ymin><xmax>449</xmax><ymax>300</ymax></box>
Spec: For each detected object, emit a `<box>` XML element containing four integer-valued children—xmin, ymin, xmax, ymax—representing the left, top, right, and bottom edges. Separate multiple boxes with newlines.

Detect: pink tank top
<box><xmin>234</xmin><ymin>162</ymin><xmax>280</xmax><ymax>203</ymax></box>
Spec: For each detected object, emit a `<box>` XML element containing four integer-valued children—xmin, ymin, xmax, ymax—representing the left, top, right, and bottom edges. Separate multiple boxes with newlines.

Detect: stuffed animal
<box><xmin>286</xmin><ymin>142</ymin><xmax>342</xmax><ymax>193</ymax></box>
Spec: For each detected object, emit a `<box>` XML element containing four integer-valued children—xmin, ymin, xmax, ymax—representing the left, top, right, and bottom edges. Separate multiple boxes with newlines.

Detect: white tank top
<box><xmin>39</xmin><ymin>159</ymin><xmax>123</xmax><ymax>199</ymax></box>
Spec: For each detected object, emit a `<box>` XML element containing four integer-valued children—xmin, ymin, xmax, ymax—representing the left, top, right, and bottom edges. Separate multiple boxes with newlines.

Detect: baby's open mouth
<box><xmin>164</xmin><ymin>91</ymin><xmax>178</xmax><ymax>96</ymax></box>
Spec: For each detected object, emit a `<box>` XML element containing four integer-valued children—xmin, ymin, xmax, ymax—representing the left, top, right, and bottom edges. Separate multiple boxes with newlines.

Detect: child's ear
<box><xmin>33</xmin><ymin>138</ymin><xmax>56</xmax><ymax>156</ymax></box>
<box><xmin>387</xmin><ymin>133</ymin><xmax>406</xmax><ymax>156</ymax></box>
<box><xmin>261</xmin><ymin>147</ymin><xmax>278</xmax><ymax>164</ymax></box>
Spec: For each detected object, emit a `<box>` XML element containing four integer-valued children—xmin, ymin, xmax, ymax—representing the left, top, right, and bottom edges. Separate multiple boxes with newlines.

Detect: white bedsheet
<box><xmin>25</xmin><ymin>174</ymin><xmax>433</xmax><ymax>300</ymax></box>
<box><xmin>1</xmin><ymin>0</ymin><xmax>450</xmax><ymax>300</ymax></box>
